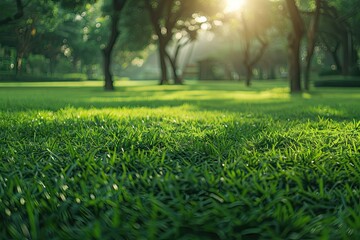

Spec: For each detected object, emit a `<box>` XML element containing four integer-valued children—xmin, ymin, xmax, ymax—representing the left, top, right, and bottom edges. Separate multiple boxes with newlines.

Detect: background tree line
<box><xmin>0</xmin><ymin>0</ymin><xmax>359</xmax><ymax>92</ymax></box>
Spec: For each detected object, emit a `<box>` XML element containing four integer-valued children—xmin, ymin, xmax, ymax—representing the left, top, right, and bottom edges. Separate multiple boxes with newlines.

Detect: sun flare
<box><xmin>225</xmin><ymin>0</ymin><xmax>246</xmax><ymax>13</ymax></box>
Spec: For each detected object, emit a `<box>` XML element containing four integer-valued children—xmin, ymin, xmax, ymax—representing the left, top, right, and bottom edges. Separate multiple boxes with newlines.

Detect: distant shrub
<box><xmin>319</xmin><ymin>67</ymin><xmax>360</xmax><ymax>77</ymax></box>
<box><xmin>314</xmin><ymin>79</ymin><xmax>360</xmax><ymax>87</ymax></box>
<box><xmin>350</xmin><ymin>66</ymin><xmax>360</xmax><ymax>76</ymax></box>
<box><xmin>62</xmin><ymin>73</ymin><xmax>87</xmax><ymax>80</ymax></box>
<box><xmin>318</xmin><ymin>69</ymin><xmax>341</xmax><ymax>76</ymax></box>
<box><xmin>0</xmin><ymin>74</ymin><xmax>83</xmax><ymax>82</ymax></box>
<box><xmin>1</xmin><ymin>76</ymin><xmax>82</xmax><ymax>82</ymax></box>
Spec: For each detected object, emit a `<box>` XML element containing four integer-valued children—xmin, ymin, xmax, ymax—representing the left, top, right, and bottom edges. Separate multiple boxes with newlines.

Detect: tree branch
<box><xmin>285</xmin><ymin>0</ymin><xmax>305</xmax><ymax>38</ymax></box>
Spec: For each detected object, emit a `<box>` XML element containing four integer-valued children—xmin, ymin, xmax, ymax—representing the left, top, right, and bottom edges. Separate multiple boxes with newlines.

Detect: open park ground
<box><xmin>0</xmin><ymin>80</ymin><xmax>359</xmax><ymax>239</ymax></box>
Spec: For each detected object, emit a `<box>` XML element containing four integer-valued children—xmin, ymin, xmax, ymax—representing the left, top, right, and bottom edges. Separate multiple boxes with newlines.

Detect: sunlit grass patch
<box><xmin>0</xmin><ymin>81</ymin><xmax>360</xmax><ymax>239</ymax></box>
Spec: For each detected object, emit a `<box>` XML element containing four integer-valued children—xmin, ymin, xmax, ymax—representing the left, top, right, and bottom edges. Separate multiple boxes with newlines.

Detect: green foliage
<box><xmin>0</xmin><ymin>0</ymin><xmax>106</xmax><ymax>76</ymax></box>
<box><xmin>0</xmin><ymin>81</ymin><xmax>360</xmax><ymax>239</ymax></box>
<box><xmin>0</xmin><ymin>0</ymin><xmax>60</xmax><ymax>46</ymax></box>
<box><xmin>117</xmin><ymin>0</ymin><xmax>153</xmax><ymax>52</ymax></box>
<box><xmin>0</xmin><ymin>0</ymin><xmax>20</xmax><ymax>21</ymax></box>
<box><xmin>67</xmin><ymin>2</ymin><xmax>107</xmax><ymax>66</ymax></box>
<box><xmin>329</xmin><ymin>0</ymin><xmax>360</xmax><ymax>45</ymax></box>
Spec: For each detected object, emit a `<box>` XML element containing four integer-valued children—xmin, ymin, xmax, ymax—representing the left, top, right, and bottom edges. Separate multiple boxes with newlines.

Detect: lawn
<box><xmin>0</xmin><ymin>80</ymin><xmax>359</xmax><ymax>239</ymax></box>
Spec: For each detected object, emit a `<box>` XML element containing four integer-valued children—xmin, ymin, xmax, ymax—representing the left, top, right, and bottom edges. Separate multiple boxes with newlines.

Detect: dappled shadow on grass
<box><xmin>0</xmin><ymin>83</ymin><xmax>359</xmax><ymax>122</ymax></box>
<box><xmin>74</xmin><ymin>91</ymin><xmax>360</xmax><ymax>121</ymax></box>
<box><xmin>4</xmin><ymin>98</ymin><xmax>359</xmax><ymax>123</ymax></box>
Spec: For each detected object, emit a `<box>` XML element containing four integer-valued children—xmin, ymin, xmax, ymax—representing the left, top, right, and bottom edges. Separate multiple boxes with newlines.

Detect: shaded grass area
<box><xmin>0</xmin><ymin>80</ymin><xmax>360</xmax><ymax>239</ymax></box>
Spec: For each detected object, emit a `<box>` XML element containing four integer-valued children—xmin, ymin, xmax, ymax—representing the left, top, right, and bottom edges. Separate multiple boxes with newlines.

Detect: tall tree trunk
<box><xmin>288</xmin><ymin>33</ymin><xmax>302</xmax><ymax>92</ymax></box>
<box><xmin>145</xmin><ymin>1</ymin><xmax>169</xmax><ymax>85</ymax></box>
<box><xmin>158</xmin><ymin>38</ymin><xmax>169</xmax><ymax>85</ymax></box>
<box><xmin>286</xmin><ymin>0</ymin><xmax>305</xmax><ymax>93</ymax></box>
<box><xmin>102</xmin><ymin>0</ymin><xmax>126</xmax><ymax>91</ymax></box>
<box><xmin>245</xmin><ymin>66</ymin><xmax>252</xmax><ymax>86</ymax></box>
<box><xmin>103</xmin><ymin>48</ymin><xmax>114</xmax><ymax>90</ymax></box>
<box><xmin>242</xmin><ymin>13</ymin><xmax>252</xmax><ymax>86</ymax></box>
<box><xmin>102</xmin><ymin>10</ymin><xmax>120</xmax><ymax>91</ymax></box>
<box><xmin>304</xmin><ymin>0</ymin><xmax>321</xmax><ymax>91</ymax></box>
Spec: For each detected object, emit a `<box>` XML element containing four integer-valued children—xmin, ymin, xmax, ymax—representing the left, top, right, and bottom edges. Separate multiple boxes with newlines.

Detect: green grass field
<box><xmin>0</xmin><ymin>80</ymin><xmax>359</xmax><ymax>239</ymax></box>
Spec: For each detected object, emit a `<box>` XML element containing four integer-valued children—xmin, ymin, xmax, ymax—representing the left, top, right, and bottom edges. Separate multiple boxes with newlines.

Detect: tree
<box><xmin>282</xmin><ymin>0</ymin><xmax>358</xmax><ymax>92</ymax></box>
<box><xmin>238</xmin><ymin>0</ymin><xmax>272</xmax><ymax>86</ymax></box>
<box><xmin>144</xmin><ymin>0</ymin><xmax>171</xmax><ymax>85</ymax></box>
<box><xmin>102</xmin><ymin>0</ymin><xmax>126</xmax><ymax>91</ymax></box>
<box><xmin>32</xmin><ymin>30</ymin><xmax>63</xmax><ymax>75</ymax></box>
<box><xmin>165</xmin><ymin>15</ymin><xmax>208</xmax><ymax>84</ymax></box>
<box><xmin>242</xmin><ymin>19</ymin><xmax>268</xmax><ymax>86</ymax></box>
<box><xmin>144</xmin><ymin>0</ymin><xmax>220</xmax><ymax>85</ymax></box>
<box><xmin>324</xmin><ymin>0</ymin><xmax>360</xmax><ymax>75</ymax></box>
<box><xmin>114</xmin><ymin>0</ymin><xmax>154</xmax><ymax>78</ymax></box>
<box><xmin>303</xmin><ymin>0</ymin><xmax>322</xmax><ymax>91</ymax></box>
<box><xmin>7</xmin><ymin>0</ymin><xmax>62</xmax><ymax>74</ymax></box>
<box><xmin>0</xmin><ymin>0</ymin><xmax>95</xmax><ymax>75</ymax></box>
<box><xmin>101</xmin><ymin>0</ymin><xmax>152</xmax><ymax>90</ymax></box>
<box><xmin>285</xmin><ymin>0</ymin><xmax>305</xmax><ymax>93</ymax></box>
